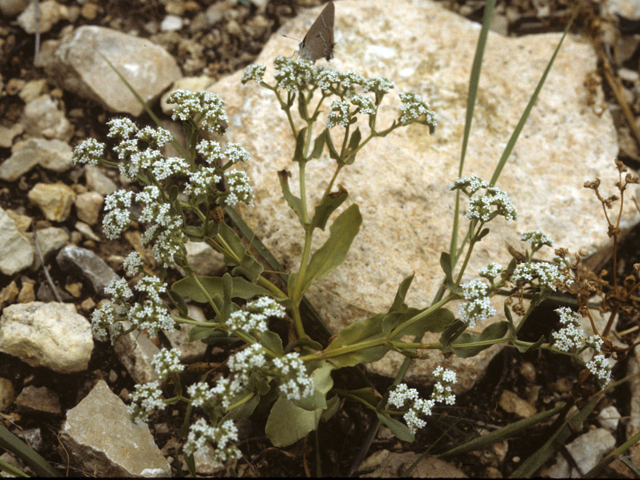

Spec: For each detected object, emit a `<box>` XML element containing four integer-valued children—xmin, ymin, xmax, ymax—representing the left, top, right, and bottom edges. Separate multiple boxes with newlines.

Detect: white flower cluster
<box><xmin>511</xmin><ymin>262</ymin><xmax>565</xmax><ymax>292</ymax></box>
<box><xmin>166</xmin><ymin>89</ymin><xmax>228</xmax><ymax>135</ymax></box>
<box><xmin>586</xmin><ymin>355</ymin><xmax>612</xmax><ymax>388</ymax></box>
<box><xmin>479</xmin><ymin>262</ymin><xmax>503</xmax><ymax>280</ymax></box>
<box><xmin>128</xmin><ymin>381</ymin><xmax>166</xmax><ymax>423</ymax></box>
<box><xmin>241</xmin><ymin>63</ymin><xmax>266</xmax><ymax>84</ymax></box>
<box><xmin>137</xmin><ymin>126</ymin><xmax>172</xmax><ymax>147</ymax></box>
<box><xmin>326</xmin><ymin>99</ymin><xmax>351</xmax><ymax>128</ymax></box>
<box><xmin>521</xmin><ymin>230</ymin><xmax>554</xmax><ymax>249</ymax></box>
<box><xmin>458</xmin><ymin>279</ymin><xmax>496</xmax><ymax>327</ymax></box>
<box><xmin>363</xmin><ymin>77</ymin><xmax>395</xmax><ymax>97</ymax></box>
<box><xmin>184</xmin><ymin>167</ymin><xmax>222</xmax><ymax>197</ymax></box>
<box><xmin>183</xmin><ymin>418</ymin><xmax>242</xmax><ymax>465</ymax></box>
<box><xmin>107</xmin><ymin>117</ymin><xmax>138</xmax><ymax>140</ymax></box>
<box><xmin>551</xmin><ymin>307</ymin><xmax>584</xmax><ymax>352</ymax></box>
<box><xmin>102</xmin><ymin>190</ymin><xmax>134</xmax><ymax>240</ymax></box>
<box><xmin>71</xmin><ymin>138</ymin><xmax>105</xmax><ymax>166</ymax></box>
<box><xmin>152</xmin><ymin>348</ymin><xmax>184</xmax><ymax>381</ymax></box>
<box><xmin>224</xmin><ymin>170</ymin><xmax>254</xmax><ymax>207</ymax></box>
<box><xmin>398</xmin><ymin>92</ymin><xmax>437</xmax><ymax>131</ymax></box>
<box><xmin>227</xmin><ymin>297</ymin><xmax>286</xmax><ymax>335</ymax></box>
<box><xmin>449</xmin><ymin>174</ymin><xmax>489</xmax><ymax>194</ymax></box>
<box><xmin>466</xmin><ymin>187</ymin><xmax>518</xmax><ymax>222</ymax></box>
<box><xmin>272</xmin><ymin>352</ymin><xmax>315</xmax><ymax>401</ymax></box>
<box><xmin>187</xmin><ymin>381</ymin><xmax>215</xmax><ymax>408</ymax></box>
<box><xmin>152</xmin><ymin>156</ymin><xmax>189</xmax><ymax>181</ymax></box>
<box><xmin>273</xmin><ymin>55</ymin><xmax>314</xmax><ymax>92</ymax></box>
<box><xmin>123</xmin><ymin>251</ymin><xmax>144</xmax><ymax>275</ymax></box>
<box><xmin>388</xmin><ymin>367</ymin><xmax>457</xmax><ymax>435</ymax></box>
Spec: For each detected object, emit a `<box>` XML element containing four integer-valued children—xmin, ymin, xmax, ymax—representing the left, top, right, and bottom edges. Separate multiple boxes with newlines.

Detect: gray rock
<box><xmin>15</xmin><ymin>385</ymin><xmax>61</xmax><ymax>416</ymax></box>
<box><xmin>0</xmin><ymin>138</ymin><xmax>73</xmax><ymax>182</ymax></box>
<box><xmin>61</xmin><ymin>380</ymin><xmax>170</xmax><ymax>477</ymax></box>
<box><xmin>33</xmin><ymin>226</ymin><xmax>69</xmax><ymax>259</ymax></box>
<box><xmin>56</xmin><ymin>245</ymin><xmax>119</xmax><ymax>296</ymax></box>
<box><xmin>0</xmin><ymin>207</ymin><xmax>34</xmax><ymax>275</ymax></box>
<box><xmin>0</xmin><ymin>0</ymin><xmax>30</xmax><ymax>17</ymax></box>
<box><xmin>36</xmin><ymin>26</ymin><xmax>182</xmax><ymax>116</ymax></box>
<box><xmin>22</xmin><ymin>94</ymin><xmax>73</xmax><ymax>142</ymax></box>
<box><xmin>0</xmin><ymin>302</ymin><xmax>93</xmax><ymax>373</ymax></box>
<box><xmin>17</xmin><ymin>0</ymin><xmax>68</xmax><ymax>34</ymax></box>
<box><xmin>27</xmin><ymin>182</ymin><xmax>76</xmax><ymax>222</ymax></box>
<box><xmin>84</xmin><ymin>165</ymin><xmax>118</xmax><ymax>196</ymax></box>
<box><xmin>112</xmin><ymin>322</ymin><xmax>160</xmax><ymax>385</ymax></box>
<box><xmin>75</xmin><ymin>191</ymin><xmax>104</xmax><ymax>226</ymax></box>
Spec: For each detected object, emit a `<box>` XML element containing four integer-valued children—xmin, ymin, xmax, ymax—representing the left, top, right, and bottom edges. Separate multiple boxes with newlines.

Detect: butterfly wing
<box><xmin>298</xmin><ymin>1</ymin><xmax>335</xmax><ymax>62</ymax></box>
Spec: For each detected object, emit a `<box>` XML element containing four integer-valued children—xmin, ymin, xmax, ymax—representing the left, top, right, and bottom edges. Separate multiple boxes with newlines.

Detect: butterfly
<box><xmin>297</xmin><ymin>1</ymin><xmax>335</xmax><ymax>63</ymax></box>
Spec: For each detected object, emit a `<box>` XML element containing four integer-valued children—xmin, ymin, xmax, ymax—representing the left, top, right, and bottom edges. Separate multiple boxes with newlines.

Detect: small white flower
<box><xmin>72</xmin><ymin>138</ymin><xmax>105</xmax><ymax>166</ymax></box>
<box><xmin>586</xmin><ymin>355</ymin><xmax>612</xmax><ymax>388</ymax></box>
<box><xmin>241</xmin><ymin>64</ymin><xmax>266</xmax><ymax>84</ymax></box>
<box><xmin>128</xmin><ymin>381</ymin><xmax>166</xmax><ymax>423</ymax></box>
<box><xmin>152</xmin><ymin>348</ymin><xmax>184</xmax><ymax>381</ymax></box>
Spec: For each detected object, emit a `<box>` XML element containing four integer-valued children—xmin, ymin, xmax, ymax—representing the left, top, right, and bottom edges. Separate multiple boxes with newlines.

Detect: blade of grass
<box><xmin>0</xmin><ymin>423</ymin><xmax>61</xmax><ymax>477</ymax></box>
<box><xmin>437</xmin><ymin>403</ymin><xmax>565</xmax><ymax>458</ymax></box>
<box><xmin>450</xmin><ymin>0</ymin><xmax>496</xmax><ymax>260</ymax></box>
<box><xmin>489</xmin><ymin>0</ymin><xmax>584</xmax><ymax>187</ymax></box>
<box><xmin>100</xmin><ymin>53</ymin><xmax>189</xmax><ymax>160</ymax></box>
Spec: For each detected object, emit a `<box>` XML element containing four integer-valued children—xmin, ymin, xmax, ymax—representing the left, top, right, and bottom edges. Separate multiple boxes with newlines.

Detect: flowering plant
<box><xmin>72</xmin><ymin>54</ymin><xmax>617</xmax><ymax>473</ymax></box>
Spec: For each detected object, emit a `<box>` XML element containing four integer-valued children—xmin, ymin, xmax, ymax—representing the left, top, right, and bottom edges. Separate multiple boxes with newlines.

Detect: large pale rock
<box><xmin>0</xmin><ymin>302</ymin><xmax>93</xmax><ymax>373</ymax></box>
<box><xmin>61</xmin><ymin>380</ymin><xmax>170</xmax><ymax>477</ymax></box>
<box><xmin>203</xmin><ymin>0</ymin><xmax>633</xmax><ymax>389</ymax></box>
<box><xmin>36</xmin><ymin>26</ymin><xmax>182</xmax><ymax>116</ymax></box>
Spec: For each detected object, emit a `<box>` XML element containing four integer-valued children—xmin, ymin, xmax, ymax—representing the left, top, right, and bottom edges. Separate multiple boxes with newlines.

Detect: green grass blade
<box><xmin>0</xmin><ymin>423</ymin><xmax>61</xmax><ymax>477</ymax></box>
<box><xmin>450</xmin><ymin>0</ymin><xmax>496</xmax><ymax>259</ymax></box>
<box><xmin>489</xmin><ymin>0</ymin><xmax>584</xmax><ymax>187</ymax></box>
<box><xmin>510</xmin><ymin>396</ymin><xmax>597</xmax><ymax>478</ymax></box>
<box><xmin>438</xmin><ymin>403</ymin><xmax>564</xmax><ymax>458</ymax></box>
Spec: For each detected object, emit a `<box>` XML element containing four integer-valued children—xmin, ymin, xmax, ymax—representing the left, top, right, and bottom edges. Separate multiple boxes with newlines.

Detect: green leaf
<box><xmin>440</xmin><ymin>252</ymin><xmax>458</xmax><ymax>292</ymax></box>
<box><xmin>188</xmin><ymin>325</ymin><xmax>218</xmax><ymax>342</ymax></box>
<box><xmin>285</xmin><ymin>336</ymin><xmax>324</xmax><ymax>353</ymax></box>
<box><xmin>310</xmin><ymin>131</ymin><xmax>326</xmax><ymax>159</ymax></box>
<box><xmin>310</xmin><ymin>185</ymin><xmax>348</xmax><ymax>231</ymax></box>
<box><xmin>439</xmin><ymin>320</ymin><xmax>468</xmax><ymax>350</ymax></box>
<box><xmin>451</xmin><ymin>321</ymin><xmax>508</xmax><ymax>358</ymax></box>
<box><xmin>172</xmin><ymin>275</ymin><xmax>274</xmax><ymax>303</ymax></box>
<box><xmin>343</xmin><ymin>127</ymin><xmax>362</xmax><ymax>165</ymax></box>
<box><xmin>168</xmin><ymin>290</ymin><xmax>188</xmax><ymax>316</ymax></box>
<box><xmin>324</xmin><ymin>129</ymin><xmax>340</xmax><ymax>160</ymax></box>
<box><xmin>223</xmin><ymin>391</ymin><xmax>261</xmax><ymax>422</ymax></box>
<box><xmin>297</xmin><ymin>93</ymin><xmax>310</xmax><ymax>122</ymax></box>
<box><xmin>477</xmin><ymin>227</ymin><xmax>490</xmax><ymax>242</ymax></box>
<box><xmin>260</xmin><ymin>331</ymin><xmax>284</xmax><ymax>356</ymax></box>
<box><xmin>265</xmin><ymin>396</ymin><xmax>323</xmax><ymax>447</ymax></box>
<box><xmin>297</xmin><ymin>204</ymin><xmax>362</xmax><ymax>298</ymax></box>
<box><xmin>217</xmin><ymin>223</ymin><xmax>264</xmax><ymax>282</ymax></box>
<box><xmin>183</xmin><ymin>225</ymin><xmax>205</xmax><ymax>242</ymax></box>
<box><xmin>231</xmin><ymin>252</ymin><xmax>264</xmax><ymax>284</ymax></box>
<box><xmin>376</xmin><ymin>412</ymin><xmax>414</xmax><ymax>442</ymax></box>
<box><xmin>320</xmin><ymin>395</ymin><xmax>340</xmax><ymax>421</ymax></box>
<box><xmin>278</xmin><ymin>169</ymin><xmax>305</xmax><ymax>226</ymax></box>
<box><xmin>388</xmin><ymin>308</ymin><xmax>456</xmax><ymax>340</ymax></box>
<box><xmin>347</xmin><ymin>387</ymin><xmax>383</xmax><ymax>408</ymax></box>
<box><xmin>0</xmin><ymin>423</ymin><xmax>61</xmax><ymax>477</ymax></box>
<box><xmin>389</xmin><ymin>274</ymin><xmax>414</xmax><ymax>313</ymax></box>
<box><xmin>324</xmin><ymin>313</ymin><xmax>389</xmax><ymax>369</ymax></box>
<box><xmin>293</xmin><ymin>126</ymin><xmax>307</xmax><ymax>163</ymax></box>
